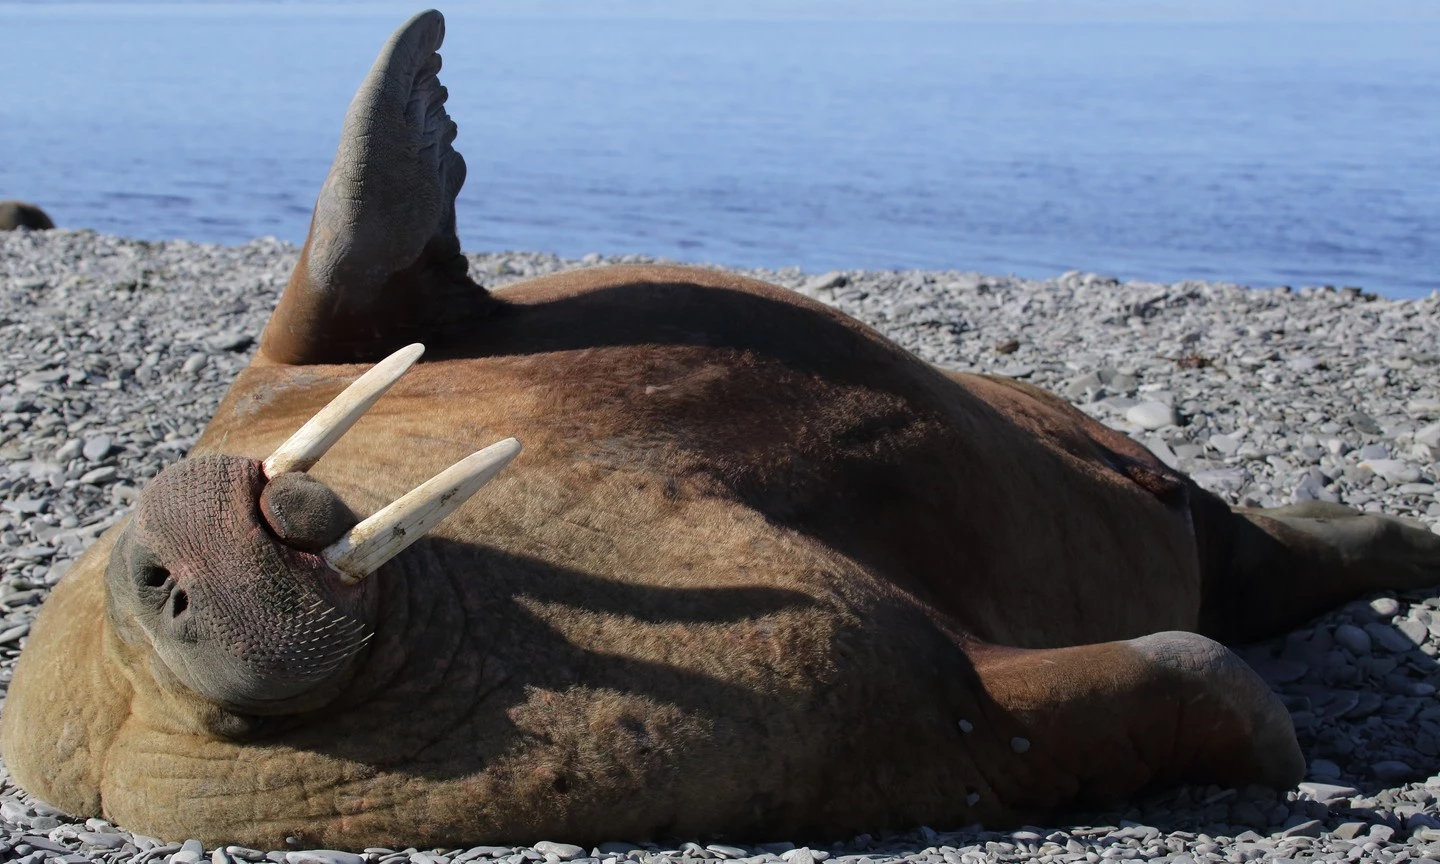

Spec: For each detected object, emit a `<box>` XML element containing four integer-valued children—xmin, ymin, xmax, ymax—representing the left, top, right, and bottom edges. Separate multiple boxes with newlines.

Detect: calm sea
<box><xmin>1</xmin><ymin>4</ymin><xmax>1436</xmax><ymax>297</ymax></box>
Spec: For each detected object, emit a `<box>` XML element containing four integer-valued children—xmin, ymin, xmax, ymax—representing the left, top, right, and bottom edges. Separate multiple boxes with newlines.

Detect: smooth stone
<box><xmin>1333</xmin><ymin>623</ymin><xmax>1373</xmax><ymax>655</ymax></box>
<box><xmin>1249</xmin><ymin>658</ymin><xmax>1307</xmax><ymax>683</ymax></box>
<box><xmin>1356</xmin><ymin>443</ymin><xmax>1391</xmax><ymax>461</ymax></box>
<box><xmin>707</xmin><ymin>847</ymin><xmax>750</xmax><ymax>859</ymax></box>
<box><xmin>534</xmin><ymin>844</ymin><xmax>587</xmax><ymax>862</ymax></box>
<box><xmin>53</xmin><ymin>439</ymin><xmax>82</xmax><ymax>462</ymax></box>
<box><xmin>1010</xmin><ymin>737</ymin><xmax>1031</xmax><ymax>753</ymax></box>
<box><xmin>1331</xmin><ymin>822</ymin><xmax>1369</xmax><ymax>840</ymax></box>
<box><xmin>803</xmin><ymin>272</ymin><xmax>848</xmax><ymax>293</ymax></box>
<box><xmin>77</xmin><ymin>831</ymin><xmax>127</xmax><ymax>849</ymax></box>
<box><xmin>1208</xmin><ymin>433</ymin><xmax>1241</xmax><ymax>455</ymax></box>
<box><xmin>1398</xmin><ymin>617</ymin><xmax>1430</xmax><ymax>644</ymax></box>
<box><xmin>1364</xmin><ymin>622</ymin><xmax>1415</xmax><ymax>652</ymax></box>
<box><xmin>286</xmin><ymin>852</ymin><xmax>366</xmax><ymax>864</ymax></box>
<box><xmin>18</xmin><ymin>835</ymin><xmax>67</xmax><ymax>852</ymax></box>
<box><xmin>1371</xmin><ymin>760</ymin><xmax>1415</xmax><ymax>782</ymax></box>
<box><xmin>79</xmin><ymin>466</ymin><xmax>118</xmax><ymax>485</ymax></box>
<box><xmin>1417</xmin><ymin>422</ymin><xmax>1440</xmax><ymax>449</ymax></box>
<box><xmin>1297</xmin><ymin>782</ymin><xmax>1358</xmax><ymax>804</ymax></box>
<box><xmin>1278</xmin><ymin>820</ymin><xmax>1323</xmax><ymax>838</ymax></box>
<box><xmin>1308</xmin><ymin>758</ymin><xmax>1342</xmax><ymax>779</ymax></box>
<box><xmin>595</xmin><ymin>845</ymin><xmax>641</xmax><ymax>856</ymax></box>
<box><xmin>81</xmin><ymin>434</ymin><xmax>113</xmax><ymax>461</ymax></box>
<box><xmin>1370</xmin><ymin>597</ymin><xmax>1402</xmax><ymax>618</ymax></box>
<box><xmin>1359</xmin><ymin>459</ymin><xmax>1422</xmax><ymax>484</ymax></box>
<box><xmin>1125</xmin><ymin>401</ymin><xmax>1178</xmax><ymax>431</ymax></box>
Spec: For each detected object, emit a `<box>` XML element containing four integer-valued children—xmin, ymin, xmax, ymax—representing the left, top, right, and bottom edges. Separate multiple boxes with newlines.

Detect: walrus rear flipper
<box><xmin>1193</xmin><ymin>499</ymin><xmax>1440</xmax><ymax>643</ymax></box>
<box><xmin>260</xmin><ymin>10</ymin><xmax>495</xmax><ymax>366</ymax></box>
<box><xmin>964</xmin><ymin>632</ymin><xmax>1303</xmax><ymax>817</ymax></box>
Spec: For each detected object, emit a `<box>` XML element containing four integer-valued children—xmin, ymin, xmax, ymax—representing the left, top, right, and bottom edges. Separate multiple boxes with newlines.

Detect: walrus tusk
<box><xmin>322</xmin><ymin>437</ymin><xmax>523</xmax><ymax>583</ymax></box>
<box><xmin>263</xmin><ymin>343</ymin><xmax>426</xmax><ymax>478</ymax></box>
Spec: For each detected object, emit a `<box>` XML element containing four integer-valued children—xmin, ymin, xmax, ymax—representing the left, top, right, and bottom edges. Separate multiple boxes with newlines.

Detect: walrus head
<box><xmin>104</xmin><ymin>345</ymin><xmax>520</xmax><ymax>718</ymax></box>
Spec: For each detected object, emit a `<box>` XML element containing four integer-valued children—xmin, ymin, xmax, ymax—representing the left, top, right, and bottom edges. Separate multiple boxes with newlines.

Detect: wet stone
<box><xmin>534</xmin><ymin>843</ymin><xmax>587</xmax><ymax>862</ymax></box>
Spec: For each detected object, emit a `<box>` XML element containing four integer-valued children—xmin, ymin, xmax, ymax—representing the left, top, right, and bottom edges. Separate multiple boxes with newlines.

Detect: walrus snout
<box><xmin>103</xmin><ymin>453</ymin><xmax>376</xmax><ymax>716</ymax></box>
<box><xmin>259</xmin><ymin>472</ymin><xmax>357</xmax><ymax>554</ymax></box>
<box><xmin>98</xmin><ymin>344</ymin><xmax>520</xmax><ymax>716</ymax></box>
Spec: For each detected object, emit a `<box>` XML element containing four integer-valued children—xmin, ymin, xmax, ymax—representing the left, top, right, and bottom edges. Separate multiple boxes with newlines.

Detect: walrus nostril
<box><xmin>138</xmin><ymin>565</ymin><xmax>170</xmax><ymax>590</ymax></box>
<box><xmin>170</xmin><ymin>589</ymin><xmax>189</xmax><ymax>618</ymax></box>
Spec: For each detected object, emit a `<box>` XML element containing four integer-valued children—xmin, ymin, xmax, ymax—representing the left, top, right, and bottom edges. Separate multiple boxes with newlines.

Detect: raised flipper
<box><xmin>964</xmin><ymin>631</ymin><xmax>1303</xmax><ymax>817</ymax></box>
<box><xmin>260</xmin><ymin>9</ymin><xmax>495</xmax><ymax>365</ymax></box>
<box><xmin>1192</xmin><ymin>497</ymin><xmax>1440</xmax><ymax>643</ymax></box>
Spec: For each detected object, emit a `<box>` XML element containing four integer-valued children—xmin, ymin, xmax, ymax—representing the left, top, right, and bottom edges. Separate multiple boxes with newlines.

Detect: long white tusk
<box><xmin>263</xmin><ymin>343</ymin><xmax>425</xmax><ymax>478</ymax></box>
<box><xmin>322</xmin><ymin>437</ymin><xmax>522</xmax><ymax>584</ymax></box>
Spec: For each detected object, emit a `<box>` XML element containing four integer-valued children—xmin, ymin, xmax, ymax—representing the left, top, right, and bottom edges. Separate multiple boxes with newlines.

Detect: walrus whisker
<box><xmin>262</xmin><ymin>343</ymin><xmax>426</xmax><ymax>478</ymax></box>
<box><xmin>322</xmin><ymin>437</ymin><xmax>523</xmax><ymax>584</ymax></box>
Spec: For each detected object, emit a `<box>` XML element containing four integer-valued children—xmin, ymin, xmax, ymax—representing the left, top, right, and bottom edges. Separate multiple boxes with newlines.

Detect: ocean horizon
<box><xmin>1</xmin><ymin>2</ymin><xmax>1436</xmax><ymax>297</ymax></box>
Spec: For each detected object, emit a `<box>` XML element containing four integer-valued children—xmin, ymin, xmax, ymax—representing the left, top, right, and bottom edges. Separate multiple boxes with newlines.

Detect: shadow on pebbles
<box><xmin>2</xmin><ymin>230</ymin><xmax>1440</xmax><ymax>863</ymax></box>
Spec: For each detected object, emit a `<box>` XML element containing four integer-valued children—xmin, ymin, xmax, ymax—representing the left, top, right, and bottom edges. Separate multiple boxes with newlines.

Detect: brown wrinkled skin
<box><xmin>4</xmin><ymin>265</ymin><xmax>1436</xmax><ymax>849</ymax></box>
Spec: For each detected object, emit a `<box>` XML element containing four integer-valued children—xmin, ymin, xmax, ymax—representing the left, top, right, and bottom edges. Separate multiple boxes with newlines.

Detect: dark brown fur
<box><xmin>0</xmin><ymin>200</ymin><xmax>55</xmax><ymax>231</ymax></box>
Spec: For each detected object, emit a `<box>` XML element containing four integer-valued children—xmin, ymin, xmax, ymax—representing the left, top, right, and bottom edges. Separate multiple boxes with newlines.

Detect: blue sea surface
<box><xmin>1</xmin><ymin>3</ymin><xmax>1436</xmax><ymax>297</ymax></box>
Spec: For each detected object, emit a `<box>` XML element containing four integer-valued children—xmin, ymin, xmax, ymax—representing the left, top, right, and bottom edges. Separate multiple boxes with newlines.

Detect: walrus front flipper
<box><xmin>965</xmin><ymin>632</ymin><xmax>1302</xmax><ymax>815</ymax></box>
<box><xmin>261</xmin><ymin>9</ymin><xmax>494</xmax><ymax>365</ymax></box>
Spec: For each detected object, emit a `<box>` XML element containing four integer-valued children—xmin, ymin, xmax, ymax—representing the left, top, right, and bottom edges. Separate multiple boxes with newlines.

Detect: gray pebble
<box><xmin>79</xmin><ymin>466</ymin><xmax>118</xmax><ymax>485</ymax></box>
<box><xmin>285</xmin><ymin>852</ymin><xmax>365</xmax><ymax>864</ymax></box>
<box><xmin>1370</xmin><ymin>597</ymin><xmax>1402</xmax><ymax>617</ymax></box>
<box><xmin>1333</xmin><ymin>623</ymin><xmax>1372</xmax><ymax>655</ymax></box>
<box><xmin>1372</xmin><ymin>760</ymin><xmax>1416</xmax><ymax>782</ymax></box>
<box><xmin>82</xmin><ymin>434</ymin><xmax>113</xmax><ymax>461</ymax></box>
<box><xmin>1125</xmin><ymin>401</ymin><xmax>1178</xmax><ymax>431</ymax></box>
<box><xmin>534</xmin><ymin>843</ymin><xmax>586</xmax><ymax>862</ymax></box>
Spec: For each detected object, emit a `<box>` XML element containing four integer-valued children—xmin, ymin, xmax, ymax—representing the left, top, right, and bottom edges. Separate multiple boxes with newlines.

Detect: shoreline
<box><xmin>2</xmin><ymin>230</ymin><xmax>1440</xmax><ymax>862</ymax></box>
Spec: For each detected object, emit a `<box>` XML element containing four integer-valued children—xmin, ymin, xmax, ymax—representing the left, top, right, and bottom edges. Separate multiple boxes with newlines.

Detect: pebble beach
<box><xmin>2</xmin><ymin>228</ymin><xmax>1440</xmax><ymax>863</ymax></box>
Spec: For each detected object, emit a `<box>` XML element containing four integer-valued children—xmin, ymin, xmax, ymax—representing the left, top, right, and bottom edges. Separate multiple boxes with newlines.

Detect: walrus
<box><xmin>2</xmin><ymin>9</ymin><xmax>1437</xmax><ymax>851</ymax></box>
<box><xmin>0</xmin><ymin>200</ymin><xmax>55</xmax><ymax>231</ymax></box>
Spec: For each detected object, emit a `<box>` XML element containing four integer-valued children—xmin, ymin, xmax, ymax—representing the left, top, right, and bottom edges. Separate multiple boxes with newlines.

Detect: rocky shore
<box><xmin>2</xmin><ymin>229</ymin><xmax>1439</xmax><ymax>863</ymax></box>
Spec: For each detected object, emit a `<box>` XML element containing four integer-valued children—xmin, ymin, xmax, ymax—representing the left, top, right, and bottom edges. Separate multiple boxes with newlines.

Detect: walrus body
<box><xmin>0</xmin><ymin>200</ymin><xmax>55</xmax><ymax>231</ymax></box>
<box><xmin>3</xmin><ymin>9</ymin><xmax>1437</xmax><ymax>851</ymax></box>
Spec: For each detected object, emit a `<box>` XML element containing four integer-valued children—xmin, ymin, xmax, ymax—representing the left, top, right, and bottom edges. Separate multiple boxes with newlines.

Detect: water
<box><xmin>2</xmin><ymin>3</ymin><xmax>1437</xmax><ymax>297</ymax></box>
